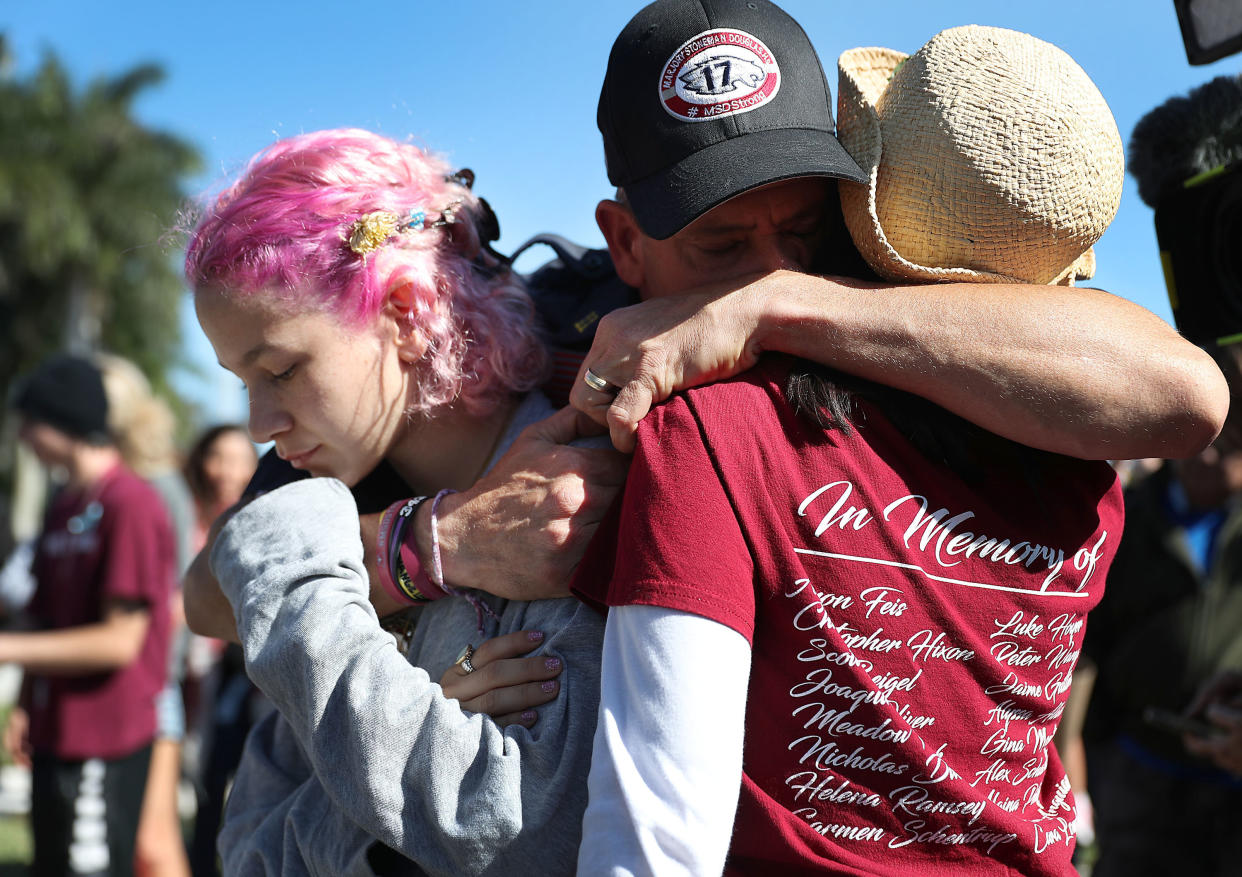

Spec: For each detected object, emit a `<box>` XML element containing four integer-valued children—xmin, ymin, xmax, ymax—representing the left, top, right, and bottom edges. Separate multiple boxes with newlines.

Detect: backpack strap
<box><xmin>512</xmin><ymin>233</ymin><xmax>637</xmax><ymax>352</ymax></box>
<box><xmin>508</xmin><ymin>233</ymin><xmax>615</xmax><ymax>282</ymax></box>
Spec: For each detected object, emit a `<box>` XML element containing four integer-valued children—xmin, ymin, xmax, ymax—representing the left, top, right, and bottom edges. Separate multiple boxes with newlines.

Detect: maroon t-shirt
<box><xmin>28</xmin><ymin>464</ymin><xmax>174</xmax><ymax>759</ymax></box>
<box><xmin>576</xmin><ymin>358</ymin><xmax>1122</xmax><ymax>876</ymax></box>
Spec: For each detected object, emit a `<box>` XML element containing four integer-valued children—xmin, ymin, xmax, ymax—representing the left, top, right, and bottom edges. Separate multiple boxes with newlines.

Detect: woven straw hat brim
<box><xmin>836</xmin><ymin>47</ymin><xmax>1009</xmax><ymax>284</ymax></box>
<box><xmin>835</xmin><ymin>27</ymin><xmax>1123</xmax><ymax>286</ymax></box>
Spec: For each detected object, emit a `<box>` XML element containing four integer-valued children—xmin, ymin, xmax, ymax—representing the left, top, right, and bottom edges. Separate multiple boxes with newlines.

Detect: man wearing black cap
<box><xmin>5</xmin><ymin>354</ymin><xmax>175</xmax><ymax>877</ymax></box>
<box><xmin>392</xmin><ymin>0</ymin><xmax>1223</xmax><ymax>627</ymax></box>
<box><xmin>565</xmin><ymin>0</ymin><xmax>1223</xmax><ymax>461</ymax></box>
<box><xmin>563</xmin><ymin>0</ymin><xmax>1221</xmax><ymax>875</ymax></box>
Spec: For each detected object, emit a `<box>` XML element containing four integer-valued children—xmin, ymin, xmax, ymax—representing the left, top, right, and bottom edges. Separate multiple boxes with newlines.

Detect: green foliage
<box><xmin>0</xmin><ymin>816</ymin><xmax>30</xmax><ymax>868</ymax></box>
<box><xmin>0</xmin><ymin>35</ymin><xmax>201</xmax><ymax>478</ymax></box>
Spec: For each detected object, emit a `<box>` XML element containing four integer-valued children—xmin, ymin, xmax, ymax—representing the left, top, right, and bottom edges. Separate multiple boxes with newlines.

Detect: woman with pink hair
<box><xmin>183</xmin><ymin>128</ymin><xmax>608</xmax><ymax>875</ymax></box>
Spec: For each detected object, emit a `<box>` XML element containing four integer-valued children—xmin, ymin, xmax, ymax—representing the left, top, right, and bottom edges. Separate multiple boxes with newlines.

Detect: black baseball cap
<box><xmin>598</xmin><ymin>0</ymin><xmax>867</xmax><ymax>240</ymax></box>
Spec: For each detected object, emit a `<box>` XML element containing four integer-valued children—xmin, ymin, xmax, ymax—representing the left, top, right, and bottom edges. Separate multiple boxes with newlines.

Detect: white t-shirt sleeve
<box><xmin>577</xmin><ymin>604</ymin><xmax>751</xmax><ymax>877</ymax></box>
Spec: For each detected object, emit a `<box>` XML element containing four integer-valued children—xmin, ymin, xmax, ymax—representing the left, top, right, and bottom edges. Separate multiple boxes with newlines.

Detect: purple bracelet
<box><xmin>430</xmin><ymin>488</ymin><xmax>500</xmax><ymax>632</ymax></box>
<box><xmin>429</xmin><ymin>488</ymin><xmax>457</xmax><ymax>591</ymax></box>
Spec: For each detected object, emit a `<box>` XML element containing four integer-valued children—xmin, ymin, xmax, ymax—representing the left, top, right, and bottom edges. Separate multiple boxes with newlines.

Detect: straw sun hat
<box><xmin>835</xmin><ymin>25</ymin><xmax>1124</xmax><ymax>286</ymax></box>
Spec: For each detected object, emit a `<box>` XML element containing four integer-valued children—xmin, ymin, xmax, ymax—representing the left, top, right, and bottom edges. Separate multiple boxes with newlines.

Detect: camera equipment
<box><xmin>1143</xmin><ymin>706</ymin><xmax>1226</xmax><ymax>738</ymax></box>
<box><xmin>1174</xmin><ymin>0</ymin><xmax>1242</xmax><ymax>65</ymax></box>
<box><xmin>1155</xmin><ymin>159</ymin><xmax>1242</xmax><ymax>348</ymax></box>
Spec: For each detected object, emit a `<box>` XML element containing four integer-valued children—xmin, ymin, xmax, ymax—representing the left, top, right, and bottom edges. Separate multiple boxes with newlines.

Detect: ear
<box><xmin>595</xmin><ymin>199</ymin><xmax>646</xmax><ymax>290</ymax></box>
<box><xmin>383</xmin><ymin>280</ymin><xmax>429</xmax><ymax>364</ymax></box>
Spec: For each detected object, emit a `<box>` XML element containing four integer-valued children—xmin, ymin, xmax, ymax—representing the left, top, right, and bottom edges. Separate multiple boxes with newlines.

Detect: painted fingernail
<box><xmin>522</xmin><ymin>710</ymin><xmax>537</xmax><ymax>722</ymax></box>
<box><xmin>545</xmin><ymin>657</ymin><xmax>562</xmax><ymax>671</ymax></box>
<box><xmin>542</xmin><ymin>680</ymin><xmax>558</xmax><ymax>693</ymax></box>
<box><xmin>528</xmin><ymin>631</ymin><xmax>544</xmax><ymax>642</ymax></box>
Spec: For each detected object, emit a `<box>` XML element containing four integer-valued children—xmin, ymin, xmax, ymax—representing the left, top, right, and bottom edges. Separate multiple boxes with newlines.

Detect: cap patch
<box><xmin>659</xmin><ymin>29</ymin><xmax>781</xmax><ymax>122</ymax></box>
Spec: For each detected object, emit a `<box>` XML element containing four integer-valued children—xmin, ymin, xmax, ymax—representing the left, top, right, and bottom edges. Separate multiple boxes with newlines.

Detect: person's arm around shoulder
<box><xmin>573</xmin><ymin>269</ymin><xmax>1227</xmax><ymax>459</ymax></box>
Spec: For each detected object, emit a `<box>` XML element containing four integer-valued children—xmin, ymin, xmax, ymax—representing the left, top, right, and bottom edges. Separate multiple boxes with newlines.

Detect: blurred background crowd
<box><xmin>0</xmin><ymin>357</ymin><xmax>264</xmax><ymax>875</ymax></box>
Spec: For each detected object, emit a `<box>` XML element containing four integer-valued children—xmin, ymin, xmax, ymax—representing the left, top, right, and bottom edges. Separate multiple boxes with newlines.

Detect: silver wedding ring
<box><xmin>454</xmin><ymin>644</ymin><xmax>476</xmax><ymax>675</ymax></box>
<box><xmin>583</xmin><ymin>367</ymin><xmax>619</xmax><ymax>394</ymax></box>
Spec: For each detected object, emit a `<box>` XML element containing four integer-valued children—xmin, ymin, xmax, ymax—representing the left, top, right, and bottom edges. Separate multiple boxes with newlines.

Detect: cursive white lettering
<box><xmin>799</xmin><ymin>481</ymin><xmax>874</xmax><ymax>536</ymax></box>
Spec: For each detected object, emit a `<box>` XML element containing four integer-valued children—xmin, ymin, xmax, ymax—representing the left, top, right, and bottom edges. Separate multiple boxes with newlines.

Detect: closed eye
<box><xmin>697</xmin><ymin>240</ymin><xmax>743</xmax><ymax>256</ymax></box>
<box><xmin>785</xmin><ymin>215</ymin><xmax>825</xmax><ymax>238</ymax></box>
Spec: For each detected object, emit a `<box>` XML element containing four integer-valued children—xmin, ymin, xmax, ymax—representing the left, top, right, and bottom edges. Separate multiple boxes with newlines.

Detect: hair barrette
<box><xmin>348</xmin><ymin>211</ymin><xmax>401</xmax><ymax>256</ymax></box>
<box><xmin>347</xmin><ymin>201</ymin><xmax>465</xmax><ymax>257</ymax></box>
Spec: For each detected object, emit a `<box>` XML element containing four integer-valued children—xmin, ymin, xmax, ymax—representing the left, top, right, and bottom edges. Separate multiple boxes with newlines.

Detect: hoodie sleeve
<box><xmin>211</xmin><ymin>478</ymin><xmax>600</xmax><ymax>876</ymax></box>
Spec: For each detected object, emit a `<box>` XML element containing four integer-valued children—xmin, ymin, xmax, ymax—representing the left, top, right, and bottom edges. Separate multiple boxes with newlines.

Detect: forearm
<box><xmin>750</xmin><ymin>271</ymin><xmax>1227</xmax><ymax>459</ymax></box>
<box><xmin>187</xmin><ymin>502</ymin><xmax>401</xmax><ymax>637</ymax></box>
<box><xmin>0</xmin><ymin>613</ymin><xmax>148</xmax><ymax>674</ymax></box>
<box><xmin>579</xmin><ymin>605</ymin><xmax>748</xmax><ymax>876</ymax></box>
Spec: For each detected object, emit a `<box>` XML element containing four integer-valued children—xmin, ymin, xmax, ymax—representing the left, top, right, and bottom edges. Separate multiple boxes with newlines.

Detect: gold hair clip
<box><xmin>348</xmin><ymin>211</ymin><xmax>401</xmax><ymax>256</ymax></box>
<box><xmin>347</xmin><ymin>201</ymin><xmax>467</xmax><ymax>257</ymax></box>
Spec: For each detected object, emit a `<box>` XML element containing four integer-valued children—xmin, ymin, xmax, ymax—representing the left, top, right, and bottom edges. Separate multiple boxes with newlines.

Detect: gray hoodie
<box><xmin>210</xmin><ymin>394</ymin><xmax>605</xmax><ymax>876</ymax></box>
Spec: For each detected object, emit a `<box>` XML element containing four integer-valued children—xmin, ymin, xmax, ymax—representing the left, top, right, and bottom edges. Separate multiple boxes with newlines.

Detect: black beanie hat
<box><xmin>13</xmin><ymin>354</ymin><xmax>111</xmax><ymax>444</ymax></box>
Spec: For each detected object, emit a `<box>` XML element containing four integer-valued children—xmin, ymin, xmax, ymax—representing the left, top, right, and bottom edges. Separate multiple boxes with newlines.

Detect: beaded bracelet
<box><xmin>374</xmin><ymin>500</ymin><xmax>409</xmax><ymax>606</ymax></box>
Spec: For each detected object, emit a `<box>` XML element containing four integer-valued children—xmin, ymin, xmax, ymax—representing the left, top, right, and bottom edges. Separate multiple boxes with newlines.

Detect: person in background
<box><xmin>93</xmin><ymin>352</ymin><xmax>195</xmax><ymax>877</ymax></box>
<box><xmin>4</xmin><ymin>353</ymin><xmax>175</xmax><ymax>877</ymax></box>
<box><xmin>183</xmin><ymin>425</ymin><xmax>257</xmax><ymax>551</ymax></box>
<box><xmin>180</xmin><ymin>424</ymin><xmax>258</xmax><ymax>877</ymax></box>
<box><xmin>1080</xmin><ymin>345</ymin><xmax>1242</xmax><ymax>877</ymax></box>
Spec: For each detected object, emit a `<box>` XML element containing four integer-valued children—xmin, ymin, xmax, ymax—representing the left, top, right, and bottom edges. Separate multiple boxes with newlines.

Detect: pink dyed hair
<box><xmin>185</xmin><ymin>128</ymin><xmax>547</xmax><ymax>417</ymax></box>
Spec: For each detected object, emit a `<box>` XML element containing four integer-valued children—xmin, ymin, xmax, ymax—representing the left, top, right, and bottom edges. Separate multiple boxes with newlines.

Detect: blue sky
<box><xmin>7</xmin><ymin>1</ymin><xmax>1241</xmax><ymax>425</ymax></box>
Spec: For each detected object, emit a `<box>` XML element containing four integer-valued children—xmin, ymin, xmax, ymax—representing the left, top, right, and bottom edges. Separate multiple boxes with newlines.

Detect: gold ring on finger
<box><xmin>454</xmin><ymin>643</ymin><xmax>477</xmax><ymax>675</ymax></box>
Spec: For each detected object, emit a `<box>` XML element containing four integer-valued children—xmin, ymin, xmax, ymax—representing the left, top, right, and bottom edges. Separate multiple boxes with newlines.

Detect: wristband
<box><xmin>388</xmin><ymin>496</ymin><xmax>436</xmax><ymax>603</ymax></box>
<box><xmin>396</xmin><ymin>538</ymin><xmax>447</xmax><ymax>602</ymax></box>
<box><xmin>375</xmin><ymin>497</ymin><xmax>428</xmax><ymax>606</ymax></box>
<box><xmin>374</xmin><ymin>500</ymin><xmax>406</xmax><ymax>605</ymax></box>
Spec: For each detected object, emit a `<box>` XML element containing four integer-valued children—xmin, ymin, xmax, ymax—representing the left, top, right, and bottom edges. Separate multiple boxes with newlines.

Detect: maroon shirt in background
<box><xmin>575</xmin><ymin>356</ymin><xmax>1123</xmax><ymax>877</ymax></box>
<box><xmin>28</xmin><ymin>463</ymin><xmax>174</xmax><ymax>760</ymax></box>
